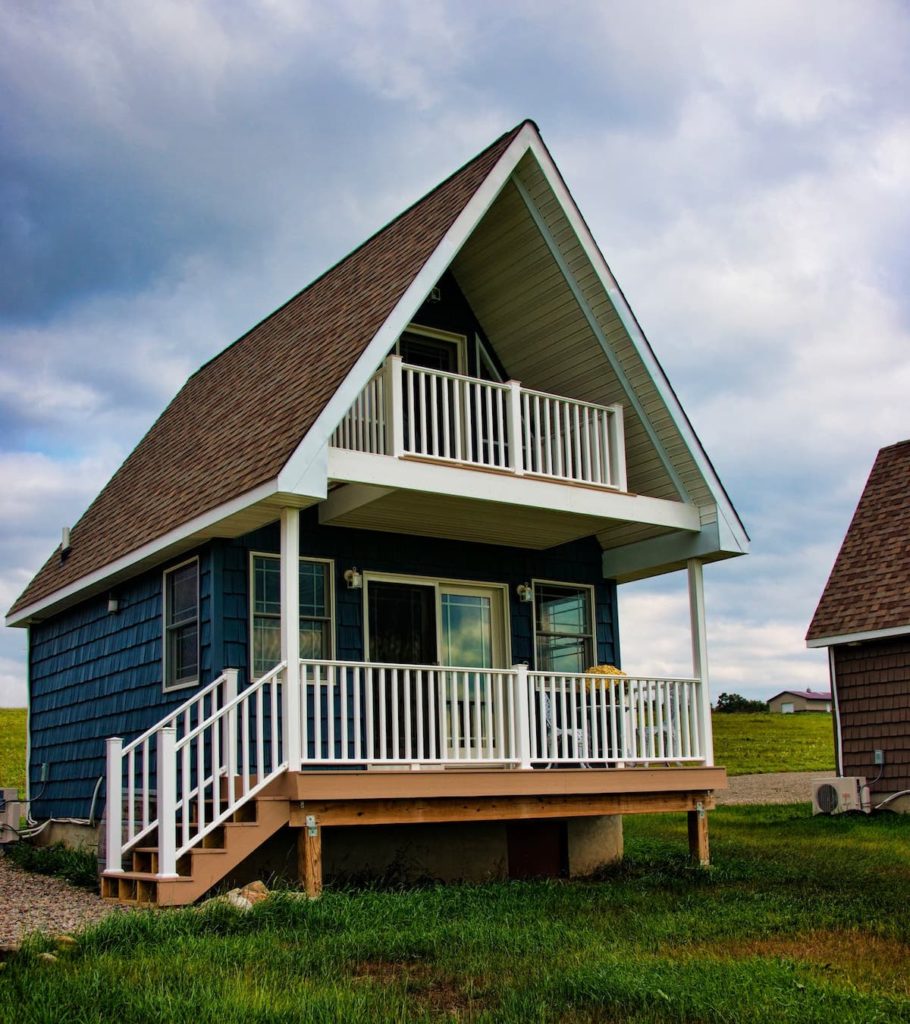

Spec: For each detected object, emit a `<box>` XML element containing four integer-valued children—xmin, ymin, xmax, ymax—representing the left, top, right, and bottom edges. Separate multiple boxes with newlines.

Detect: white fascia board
<box><xmin>277</xmin><ymin>124</ymin><xmax>540</xmax><ymax>496</ymax></box>
<box><xmin>524</xmin><ymin>135</ymin><xmax>750</xmax><ymax>555</ymax></box>
<box><xmin>806</xmin><ymin>623</ymin><xmax>910</xmax><ymax>649</ymax></box>
<box><xmin>326</xmin><ymin>449</ymin><xmax>701</xmax><ymax>531</ymax></box>
<box><xmin>6</xmin><ymin>478</ymin><xmax>285</xmax><ymax>628</ymax></box>
<box><xmin>601</xmin><ymin>521</ymin><xmax>737</xmax><ymax>581</ymax></box>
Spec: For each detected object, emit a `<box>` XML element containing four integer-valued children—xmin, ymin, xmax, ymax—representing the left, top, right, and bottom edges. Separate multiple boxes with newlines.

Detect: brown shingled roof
<box><xmin>8</xmin><ymin>122</ymin><xmax>527</xmax><ymax>618</ymax></box>
<box><xmin>807</xmin><ymin>440</ymin><xmax>910</xmax><ymax>643</ymax></box>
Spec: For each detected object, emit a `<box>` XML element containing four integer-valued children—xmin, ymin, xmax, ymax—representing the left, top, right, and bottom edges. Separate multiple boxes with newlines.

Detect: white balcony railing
<box><xmin>331</xmin><ymin>355</ymin><xmax>627</xmax><ymax>490</ymax></box>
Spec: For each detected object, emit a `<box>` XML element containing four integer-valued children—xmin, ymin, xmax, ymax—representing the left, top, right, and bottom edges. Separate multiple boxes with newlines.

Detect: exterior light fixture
<box><xmin>516</xmin><ymin>583</ymin><xmax>533</xmax><ymax>603</ymax></box>
<box><xmin>344</xmin><ymin>568</ymin><xmax>363</xmax><ymax>590</ymax></box>
<box><xmin>107</xmin><ymin>594</ymin><xmax>120</xmax><ymax>614</ymax></box>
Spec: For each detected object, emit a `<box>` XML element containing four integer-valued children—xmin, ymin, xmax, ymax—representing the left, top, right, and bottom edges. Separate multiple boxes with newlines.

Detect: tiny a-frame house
<box><xmin>6</xmin><ymin>120</ymin><xmax>748</xmax><ymax>903</ymax></box>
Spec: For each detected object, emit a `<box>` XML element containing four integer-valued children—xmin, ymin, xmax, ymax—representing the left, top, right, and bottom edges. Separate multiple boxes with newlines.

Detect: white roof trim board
<box><xmin>806</xmin><ymin>623</ymin><xmax>910</xmax><ymax>649</ymax></box>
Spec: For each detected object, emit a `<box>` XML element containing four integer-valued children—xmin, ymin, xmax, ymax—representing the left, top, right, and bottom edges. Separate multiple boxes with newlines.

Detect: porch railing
<box><xmin>104</xmin><ymin>659</ymin><xmax>707</xmax><ymax>881</ymax></box>
<box><xmin>298</xmin><ymin>660</ymin><xmax>705</xmax><ymax>768</ymax></box>
<box><xmin>331</xmin><ymin>355</ymin><xmax>627</xmax><ymax>490</ymax></box>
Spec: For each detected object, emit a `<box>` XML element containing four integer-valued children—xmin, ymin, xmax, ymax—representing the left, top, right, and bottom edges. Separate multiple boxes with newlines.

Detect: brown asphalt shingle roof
<box><xmin>9</xmin><ymin>122</ymin><xmax>527</xmax><ymax>618</ymax></box>
<box><xmin>807</xmin><ymin>440</ymin><xmax>910</xmax><ymax>643</ymax></box>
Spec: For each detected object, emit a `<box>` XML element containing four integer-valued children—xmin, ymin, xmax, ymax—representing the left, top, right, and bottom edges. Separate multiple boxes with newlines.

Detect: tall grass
<box><xmin>2</xmin><ymin>805</ymin><xmax>908</xmax><ymax>1023</ymax></box>
<box><xmin>0</xmin><ymin>708</ymin><xmax>26</xmax><ymax>794</ymax></box>
<box><xmin>713</xmin><ymin>712</ymin><xmax>835</xmax><ymax>775</ymax></box>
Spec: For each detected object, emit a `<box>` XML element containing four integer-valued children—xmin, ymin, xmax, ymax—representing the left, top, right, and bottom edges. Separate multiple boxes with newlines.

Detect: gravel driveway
<box><xmin>0</xmin><ymin>853</ymin><xmax>127</xmax><ymax>951</ymax></box>
<box><xmin>715</xmin><ymin>769</ymin><xmax>835</xmax><ymax>806</ymax></box>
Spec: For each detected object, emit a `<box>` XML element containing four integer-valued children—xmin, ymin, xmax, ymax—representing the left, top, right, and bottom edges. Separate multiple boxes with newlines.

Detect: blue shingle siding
<box><xmin>28</xmin><ymin>549</ymin><xmax>213</xmax><ymax>819</ymax></box>
<box><xmin>29</xmin><ymin>510</ymin><xmax>619</xmax><ymax>817</ymax></box>
<box><xmin>224</xmin><ymin>510</ymin><xmax>618</xmax><ymax>673</ymax></box>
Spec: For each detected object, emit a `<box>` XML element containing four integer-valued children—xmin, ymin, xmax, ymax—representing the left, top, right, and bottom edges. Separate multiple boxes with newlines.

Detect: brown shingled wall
<box><xmin>834</xmin><ymin>635</ymin><xmax>910</xmax><ymax>801</ymax></box>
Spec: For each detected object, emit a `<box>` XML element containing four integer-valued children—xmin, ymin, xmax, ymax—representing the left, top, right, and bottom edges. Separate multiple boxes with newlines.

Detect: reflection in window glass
<box><xmin>251</xmin><ymin>556</ymin><xmax>332</xmax><ymax>676</ymax></box>
<box><xmin>534</xmin><ymin>583</ymin><xmax>594</xmax><ymax>674</ymax></box>
<box><xmin>164</xmin><ymin>561</ymin><xmax>199</xmax><ymax>689</ymax></box>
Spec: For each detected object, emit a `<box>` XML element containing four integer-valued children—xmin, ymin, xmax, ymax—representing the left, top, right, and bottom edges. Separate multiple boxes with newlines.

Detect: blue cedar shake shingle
<box><xmin>9</xmin><ymin>123</ymin><xmax>528</xmax><ymax>618</ymax></box>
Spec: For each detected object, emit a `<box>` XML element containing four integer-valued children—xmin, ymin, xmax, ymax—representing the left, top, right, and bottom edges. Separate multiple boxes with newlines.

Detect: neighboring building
<box><xmin>807</xmin><ymin>440</ymin><xmax>910</xmax><ymax>812</ymax></box>
<box><xmin>767</xmin><ymin>689</ymin><xmax>832</xmax><ymax>714</ymax></box>
<box><xmin>6</xmin><ymin>120</ymin><xmax>749</xmax><ymax>904</ymax></box>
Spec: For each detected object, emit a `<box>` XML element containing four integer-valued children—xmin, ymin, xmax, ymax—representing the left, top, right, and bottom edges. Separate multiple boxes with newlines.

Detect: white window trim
<box><xmin>396</xmin><ymin>323</ymin><xmax>468</xmax><ymax>375</ymax></box>
<box><xmin>248</xmin><ymin>551</ymin><xmax>335</xmax><ymax>679</ymax></box>
<box><xmin>362</xmin><ymin>570</ymin><xmax>512</xmax><ymax>668</ymax></box>
<box><xmin>162</xmin><ymin>556</ymin><xmax>200</xmax><ymax>693</ymax></box>
<box><xmin>531</xmin><ymin>578</ymin><xmax>597</xmax><ymax>673</ymax></box>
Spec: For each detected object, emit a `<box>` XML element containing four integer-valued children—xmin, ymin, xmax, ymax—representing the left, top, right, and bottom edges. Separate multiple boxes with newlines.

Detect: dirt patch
<box><xmin>352</xmin><ymin>960</ymin><xmax>494</xmax><ymax>1016</ymax></box>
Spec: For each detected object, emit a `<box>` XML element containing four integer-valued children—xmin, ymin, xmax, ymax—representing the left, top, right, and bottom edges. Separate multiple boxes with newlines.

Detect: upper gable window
<box><xmin>163</xmin><ymin>559</ymin><xmax>199</xmax><ymax>691</ymax></box>
<box><xmin>397</xmin><ymin>326</ymin><xmax>466</xmax><ymax>375</ymax></box>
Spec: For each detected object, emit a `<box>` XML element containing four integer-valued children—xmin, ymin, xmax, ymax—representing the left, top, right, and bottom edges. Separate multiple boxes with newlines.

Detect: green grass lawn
<box><xmin>0</xmin><ymin>708</ymin><xmax>26</xmax><ymax>794</ymax></box>
<box><xmin>713</xmin><ymin>712</ymin><xmax>835</xmax><ymax>776</ymax></box>
<box><xmin>2</xmin><ymin>805</ymin><xmax>908</xmax><ymax>1023</ymax></box>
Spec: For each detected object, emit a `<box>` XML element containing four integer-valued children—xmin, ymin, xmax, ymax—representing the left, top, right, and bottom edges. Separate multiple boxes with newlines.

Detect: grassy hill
<box><xmin>713</xmin><ymin>711</ymin><xmax>835</xmax><ymax>776</ymax></box>
<box><xmin>0</xmin><ymin>707</ymin><xmax>27</xmax><ymax>794</ymax></box>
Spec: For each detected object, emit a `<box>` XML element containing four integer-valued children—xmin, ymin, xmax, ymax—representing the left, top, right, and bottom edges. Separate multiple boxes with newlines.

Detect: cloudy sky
<box><xmin>2</xmin><ymin>0</ymin><xmax>908</xmax><ymax>706</ymax></box>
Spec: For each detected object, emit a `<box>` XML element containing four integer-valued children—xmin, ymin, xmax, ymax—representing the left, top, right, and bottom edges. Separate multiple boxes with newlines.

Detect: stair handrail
<box><xmin>121</xmin><ymin>670</ymin><xmax>231</xmax><ymax>757</ymax></box>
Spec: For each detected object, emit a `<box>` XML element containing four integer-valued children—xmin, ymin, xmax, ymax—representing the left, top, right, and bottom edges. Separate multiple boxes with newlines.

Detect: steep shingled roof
<box><xmin>9</xmin><ymin>123</ymin><xmax>526</xmax><ymax>618</ymax></box>
<box><xmin>807</xmin><ymin>440</ymin><xmax>910</xmax><ymax>643</ymax></box>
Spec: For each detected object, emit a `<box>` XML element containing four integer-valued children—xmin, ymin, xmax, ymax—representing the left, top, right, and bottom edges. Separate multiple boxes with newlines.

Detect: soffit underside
<box><xmin>451</xmin><ymin>178</ymin><xmax>681</xmax><ymax>505</ymax></box>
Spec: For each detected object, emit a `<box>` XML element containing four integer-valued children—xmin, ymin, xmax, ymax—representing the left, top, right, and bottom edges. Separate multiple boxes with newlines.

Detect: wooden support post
<box><xmin>297</xmin><ymin>815</ymin><xmax>323</xmax><ymax>898</ymax></box>
<box><xmin>687</xmin><ymin>801</ymin><xmax>709</xmax><ymax>867</ymax></box>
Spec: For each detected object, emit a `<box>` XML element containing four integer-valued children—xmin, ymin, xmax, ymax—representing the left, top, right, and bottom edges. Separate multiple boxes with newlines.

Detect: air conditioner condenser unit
<box><xmin>812</xmin><ymin>776</ymin><xmax>870</xmax><ymax>815</ymax></box>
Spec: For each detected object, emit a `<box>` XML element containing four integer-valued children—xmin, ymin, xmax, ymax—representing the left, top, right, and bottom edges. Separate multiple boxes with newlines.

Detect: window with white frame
<box><xmin>534</xmin><ymin>582</ymin><xmax>595</xmax><ymax>674</ymax></box>
<box><xmin>163</xmin><ymin>559</ymin><xmax>199</xmax><ymax>690</ymax></box>
<box><xmin>251</xmin><ymin>555</ymin><xmax>333</xmax><ymax>677</ymax></box>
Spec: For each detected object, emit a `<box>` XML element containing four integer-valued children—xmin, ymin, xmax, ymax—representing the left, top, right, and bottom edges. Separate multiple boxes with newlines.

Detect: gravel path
<box><xmin>0</xmin><ymin>853</ymin><xmax>128</xmax><ymax>950</ymax></box>
<box><xmin>715</xmin><ymin>769</ymin><xmax>835</xmax><ymax>806</ymax></box>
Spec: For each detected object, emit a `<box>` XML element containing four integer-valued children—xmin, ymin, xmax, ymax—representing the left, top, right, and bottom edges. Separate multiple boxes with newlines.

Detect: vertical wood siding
<box><xmin>833</xmin><ymin>637</ymin><xmax>910</xmax><ymax>799</ymax></box>
<box><xmin>28</xmin><ymin>550</ymin><xmax>213</xmax><ymax>819</ymax></box>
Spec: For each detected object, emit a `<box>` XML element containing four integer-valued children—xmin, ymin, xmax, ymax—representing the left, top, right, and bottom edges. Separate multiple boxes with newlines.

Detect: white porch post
<box><xmin>687</xmin><ymin>558</ymin><xmax>714</xmax><ymax>766</ymax></box>
<box><xmin>507</xmin><ymin>381</ymin><xmax>525</xmax><ymax>475</ymax></box>
<box><xmin>384</xmin><ymin>354</ymin><xmax>404</xmax><ymax>457</ymax></box>
<box><xmin>156</xmin><ymin>726</ymin><xmax>178</xmax><ymax>878</ymax></box>
<box><xmin>281</xmin><ymin>507</ymin><xmax>302</xmax><ymax>768</ymax></box>
<box><xmin>513</xmin><ymin>664</ymin><xmax>533</xmax><ymax>770</ymax></box>
<box><xmin>104</xmin><ymin>737</ymin><xmax>123</xmax><ymax>874</ymax></box>
<box><xmin>221</xmin><ymin>668</ymin><xmax>239</xmax><ymax>803</ymax></box>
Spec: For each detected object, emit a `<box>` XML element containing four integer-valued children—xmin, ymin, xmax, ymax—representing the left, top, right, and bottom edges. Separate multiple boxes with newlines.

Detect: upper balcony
<box><xmin>330</xmin><ymin>354</ymin><xmax>627</xmax><ymax>491</ymax></box>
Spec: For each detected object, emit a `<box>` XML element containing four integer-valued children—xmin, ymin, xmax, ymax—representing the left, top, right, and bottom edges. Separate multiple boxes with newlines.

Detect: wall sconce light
<box><xmin>107</xmin><ymin>594</ymin><xmax>119</xmax><ymax>614</ymax></box>
<box><xmin>344</xmin><ymin>568</ymin><xmax>363</xmax><ymax>590</ymax></box>
<box><xmin>516</xmin><ymin>583</ymin><xmax>533</xmax><ymax>603</ymax></box>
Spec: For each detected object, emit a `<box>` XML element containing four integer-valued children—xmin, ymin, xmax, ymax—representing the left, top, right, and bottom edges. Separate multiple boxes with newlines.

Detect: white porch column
<box><xmin>384</xmin><ymin>354</ymin><xmax>404</xmax><ymax>457</ymax></box>
<box><xmin>281</xmin><ymin>507</ymin><xmax>302</xmax><ymax>768</ymax></box>
<box><xmin>687</xmin><ymin>558</ymin><xmax>714</xmax><ymax>766</ymax></box>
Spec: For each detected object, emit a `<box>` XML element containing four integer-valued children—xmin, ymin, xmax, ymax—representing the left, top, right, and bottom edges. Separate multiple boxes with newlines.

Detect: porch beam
<box><xmin>281</xmin><ymin>508</ymin><xmax>301</xmax><ymax>767</ymax></box>
<box><xmin>688</xmin><ymin>558</ymin><xmax>714</xmax><ymax>766</ymax></box>
<box><xmin>326</xmin><ymin>449</ymin><xmax>701</xmax><ymax>532</ymax></box>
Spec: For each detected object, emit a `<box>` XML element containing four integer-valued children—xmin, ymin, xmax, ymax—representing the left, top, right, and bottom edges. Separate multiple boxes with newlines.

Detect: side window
<box><xmin>251</xmin><ymin>555</ymin><xmax>333</xmax><ymax>677</ymax></box>
<box><xmin>163</xmin><ymin>559</ymin><xmax>199</xmax><ymax>690</ymax></box>
<box><xmin>533</xmin><ymin>582</ymin><xmax>595</xmax><ymax>673</ymax></box>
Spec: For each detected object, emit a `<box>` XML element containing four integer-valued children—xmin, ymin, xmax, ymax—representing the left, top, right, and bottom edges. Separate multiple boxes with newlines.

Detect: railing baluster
<box><xmin>353</xmin><ymin>666</ymin><xmax>362</xmax><ymax>761</ymax></box>
<box><xmin>403</xmin><ymin>668</ymin><xmax>412</xmax><ymax>761</ymax></box>
<box><xmin>256</xmin><ymin>685</ymin><xmax>264</xmax><ymax>781</ymax></box>
<box><xmin>241</xmin><ymin>699</ymin><xmax>250</xmax><ymax>795</ymax></box>
<box><xmin>301</xmin><ymin>665</ymin><xmax>309</xmax><ymax>762</ymax></box>
<box><xmin>326</xmin><ymin>664</ymin><xmax>335</xmax><ymax>762</ymax></box>
<box><xmin>339</xmin><ymin>665</ymin><xmax>348</xmax><ymax>761</ymax></box>
<box><xmin>416</xmin><ymin>668</ymin><xmax>424</xmax><ymax>761</ymax></box>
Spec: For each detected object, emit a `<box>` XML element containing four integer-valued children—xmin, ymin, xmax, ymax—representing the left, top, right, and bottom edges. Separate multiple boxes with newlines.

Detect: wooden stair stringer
<box><xmin>155</xmin><ymin>796</ymin><xmax>291</xmax><ymax>906</ymax></box>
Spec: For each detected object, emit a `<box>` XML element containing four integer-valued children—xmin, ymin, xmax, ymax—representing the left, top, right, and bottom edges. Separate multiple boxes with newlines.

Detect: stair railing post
<box><xmin>384</xmin><ymin>354</ymin><xmax>404</xmax><ymax>457</ymax></box>
<box><xmin>512</xmin><ymin>664</ymin><xmax>533</xmax><ymax>770</ymax></box>
<box><xmin>221</xmin><ymin>669</ymin><xmax>239</xmax><ymax>804</ymax></box>
<box><xmin>157</xmin><ymin>726</ymin><xmax>178</xmax><ymax>878</ymax></box>
<box><xmin>507</xmin><ymin>381</ymin><xmax>524</xmax><ymax>475</ymax></box>
<box><xmin>105</xmin><ymin>737</ymin><xmax>123</xmax><ymax>874</ymax></box>
<box><xmin>608</xmin><ymin>404</ymin><xmax>627</xmax><ymax>490</ymax></box>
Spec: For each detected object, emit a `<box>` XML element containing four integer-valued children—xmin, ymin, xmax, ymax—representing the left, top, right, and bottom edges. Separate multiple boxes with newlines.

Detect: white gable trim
<box><xmin>523</xmin><ymin>135</ymin><xmax>749</xmax><ymax>553</ymax></box>
<box><xmin>806</xmin><ymin>623</ymin><xmax>910</xmax><ymax>649</ymax></box>
<box><xmin>277</xmin><ymin>124</ymin><xmax>540</xmax><ymax>495</ymax></box>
